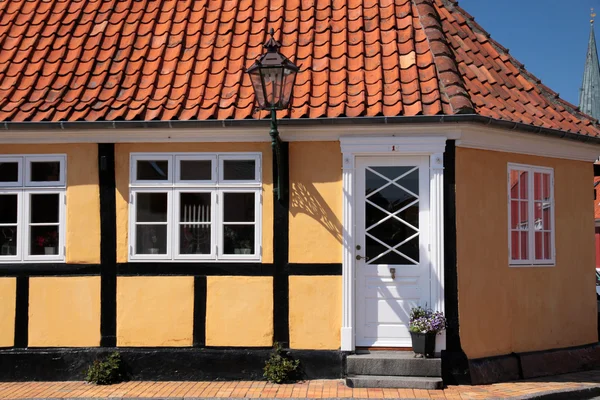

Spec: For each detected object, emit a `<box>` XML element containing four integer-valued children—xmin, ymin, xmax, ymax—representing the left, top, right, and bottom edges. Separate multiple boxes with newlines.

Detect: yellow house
<box><xmin>0</xmin><ymin>0</ymin><xmax>599</xmax><ymax>386</ymax></box>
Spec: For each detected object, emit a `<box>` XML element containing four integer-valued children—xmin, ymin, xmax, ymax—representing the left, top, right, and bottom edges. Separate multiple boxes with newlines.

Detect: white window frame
<box><xmin>0</xmin><ymin>155</ymin><xmax>66</xmax><ymax>263</ymax></box>
<box><xmin>25</xmin><ymin>155</ymin><xmax>66</xmax><ymax>187</ymax></box>
<box><xmin>507</xmin><ymin>163</ymin><xmax>555</xmax><ymax>267</ymax></box>
<box><xmin>128</xmin><ymin>188</ymin><xmax>173</xmax><ymax>261</ymax></box>
<box><xmin>173</xmin><ymin>189</ymin><xmax>216</xmax><ymax>261</ymax></box>
<box><xmin>0</xmin><ymin>190</ymin><xmax>21</xmax><ymax>262</ymax></box>
<box><xmin>0</xmin><ymin>157</ymin><xmax>22</xmax><ymax>187</ymax></box>
<box><xmin>219</xmin><ymin>154</ymin><xmax>262</xmax><ymax>186</ymax></box>
<box><xmin>217</xmin><ymin>188</ymin><xmax>262</xmax><ymax>261</ymax></box>
<box><xmin>175</xmin><ymin>155</ymin><xmax>217</xmax><ymax>185</ymax></box>
<box><xmin>131</xmin><ymin>154</ymin><xmax>173</xmax><ymax>185</ymax></box>
<box><xmin>129</xmin><ymin>153</ymin><xmax>262</xmax><ymax>263</ymax></box>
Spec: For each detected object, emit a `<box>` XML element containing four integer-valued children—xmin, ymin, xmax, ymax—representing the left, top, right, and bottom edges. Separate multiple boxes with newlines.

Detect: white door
<box><xmin>355</xmin><ymin>156</ymin><xmax>431</xmax><ymax>347</ymax></box>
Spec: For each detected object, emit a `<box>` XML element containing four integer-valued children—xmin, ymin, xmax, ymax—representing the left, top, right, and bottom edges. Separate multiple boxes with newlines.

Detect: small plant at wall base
<box><xmin>409</xmin><ymin>306</ymin><xmax>447</xmax><ymax>358</ymax></box>
<box><xmin>263</xmin><ymin>342</ymin><xmax>300</xmax><ymax>384</ymax></box>
<box><xmin>85</xmin><ymin>352</ymin><xmax>125</xmax><ymax>385</ymax></box>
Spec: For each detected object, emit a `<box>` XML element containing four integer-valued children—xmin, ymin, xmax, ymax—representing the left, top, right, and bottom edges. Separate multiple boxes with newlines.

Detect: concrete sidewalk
<box><xmin>2</xmin><ymin>369</ymin><xmax>600</xmax><ymax>399</ymax></box>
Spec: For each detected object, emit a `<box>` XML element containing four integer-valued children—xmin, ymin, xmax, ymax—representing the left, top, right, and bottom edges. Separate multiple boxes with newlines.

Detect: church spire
<box><xmin>580</xmin><ymin>8</ymin><xmax>600</xmax><ymax>120</ymax></box>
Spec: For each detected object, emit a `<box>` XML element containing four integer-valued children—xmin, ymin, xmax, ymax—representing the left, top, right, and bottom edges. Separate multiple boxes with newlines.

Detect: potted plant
<box><xmin>234</xmin><ymin>239</ymin><xmax>252</xmax><ymax>254</ymax></box>
<box><xmin>36</xmin><ymin>230</ymin><xmax>58</xmax><ymax>255</ymax></box>
<box><xmin>409</xmin><ymin>306</ymin><xmax>446</xmax><ymax>358</ymax></box>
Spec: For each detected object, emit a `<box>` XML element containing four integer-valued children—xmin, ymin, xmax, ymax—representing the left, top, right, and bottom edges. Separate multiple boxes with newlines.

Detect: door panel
<box><xmin>355</xmin><ymin>156</ymin><xmax>431</xmax><ymax>347</ymax></box>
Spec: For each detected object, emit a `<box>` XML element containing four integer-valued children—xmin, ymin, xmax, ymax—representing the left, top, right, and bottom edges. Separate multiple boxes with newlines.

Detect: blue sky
<box><xmin>457</xmin><ymin>0</ymin><xmax>597</xmax><ymax>107</ymax></box>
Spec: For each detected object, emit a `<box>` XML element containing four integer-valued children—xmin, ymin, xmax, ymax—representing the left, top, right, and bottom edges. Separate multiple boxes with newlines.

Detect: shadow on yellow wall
<box><xmin>290</xmin><ymin>182</ymin><xmax>342</xmax><ymax>244</ymax></box>
<box><xmin>289</xmin><ymin>142</ymin><xmax>343</xmax><ymax>264</ymax></box>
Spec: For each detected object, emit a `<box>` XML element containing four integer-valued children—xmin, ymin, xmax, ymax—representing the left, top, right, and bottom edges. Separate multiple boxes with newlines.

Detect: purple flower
<box><xmin>408</xmin><ymin>306</ymin><xmax>447</xmax><ymax>334</ymax></box>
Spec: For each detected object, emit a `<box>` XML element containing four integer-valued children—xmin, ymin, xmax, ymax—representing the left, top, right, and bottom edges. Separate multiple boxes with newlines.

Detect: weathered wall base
<box><xmin>468</xmin><ymin>343</ymin><xmax>600</xmax><ymax>385</ymax></box>
<box><xmin>0</xmin><ymin>348</ymin><xmax>344</xmax><ymax>381</ymax></box>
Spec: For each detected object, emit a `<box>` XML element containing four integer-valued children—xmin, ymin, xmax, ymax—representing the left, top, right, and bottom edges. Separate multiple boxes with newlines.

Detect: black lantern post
<box><xmin>247</xmin><ymin>28</ymin><xmax>299</xmax><ymax>201</ymax></box>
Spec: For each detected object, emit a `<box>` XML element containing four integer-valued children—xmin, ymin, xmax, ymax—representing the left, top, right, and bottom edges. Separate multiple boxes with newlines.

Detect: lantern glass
<box><xmin>280</xmin><ymin>66</ymin><xmax>297</xmax><ymax>109</ymax></box>
<box><xmin>249</xmin><ymin>68</ymin><xmax>267</xmax><ymax>109</ymax></box>
<box><xmin>260</xmin><ymin>67</ymin><xmax>284</xmax><ymax>108</ymax></box>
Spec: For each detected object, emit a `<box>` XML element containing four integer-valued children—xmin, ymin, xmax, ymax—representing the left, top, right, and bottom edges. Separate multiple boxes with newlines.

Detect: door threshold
<box><xmin>355</xmin><ymin>347</ymin><xmax>413</xmax><ymax>352</ymax></box>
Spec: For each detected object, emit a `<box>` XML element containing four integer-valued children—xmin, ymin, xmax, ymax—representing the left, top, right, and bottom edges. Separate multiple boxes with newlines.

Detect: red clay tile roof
<box><xmin>0</xmin><ymin>0</ymin><xmax>598</xmax><ymax>136</ymax></box>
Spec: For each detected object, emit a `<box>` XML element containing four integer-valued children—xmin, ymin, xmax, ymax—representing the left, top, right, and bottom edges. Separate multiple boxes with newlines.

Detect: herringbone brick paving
<box><xmin>1</xmin><ymin>369</ymin><xmax>600</xmax><ymax>399</ymax></box>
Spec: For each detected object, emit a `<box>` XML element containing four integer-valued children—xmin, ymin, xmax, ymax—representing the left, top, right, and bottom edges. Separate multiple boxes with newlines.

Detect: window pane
<box><xmin>534</xmin><ymin>172</ymin><xmax>542</xmax><ymax>201</ymax></box>
<box><xmin>518</xmin><ymin>201</ymin><xmax>528</xmax><ymax>229</ymax></box>
<box><xmin>0</xmin><ymin>194</ymin><xmax>17</xmax><ymax>223</ymax></box>
<box><xmin>137</xmin><ymin>160</ymin><xmax>168</xmax><ymax>181</ymax></box>
<box><xmin>180</xmin><ymin>160</ymin><xmax>212</xmax><ymax>181</ymax></box>
<box><xmin>30</xmin><ymin>225</ymin><xmax>59</xmax><ymax>255</ymax></box>
<box><xmin>542</xmin><ymin>202</ymin><xmax>552</xmax><ymax>230</ymax></box>
<box><xmin>511</xmin><ymin>231</ymin><xmax>520</xmax><ymax>260</ymax></box>
<box><xmin>544</xmin><ymin>232</ymin><xmax>552</xmax><ymax>260</ymax></box>
<box><xmin>520</xmin><ymin>231</ymin><xmax>528</xmax><ymax>260</ymax></box>
<box><xmin>223</xmin><ymin>193</ymin><xmax>255</xmax><ymax>222</ymax></box>
<box><xmin>0</xmin><ymin>226</ymin><xmax>17</xmax><ymax>256</ymax></box>
<box><xmin>509</xmin><ymin>170</ymin><xmax>528</xmax><ymax>200</ymax></box>
<box><xmin>136</xmin><ymin>193</ymin><xmax>168</xmax><ymax>222</ymax></box>
<box><xmin>30</xmin><ymin>161</ymin><xmax>60</xmax><ymax>182</ymax></box>
<box><xmin>180</xmin><ymin>193</ymin><xmax>211</xmax><ymax>222</ymax></box>
<box><xmin>0</xmin><ymin>162</ymin><xmax>18</xmax><ymax>182</ymax></box>
<box><xmin>543</xmin><ymin>173</ymin><xmax>551</xmax><ymax>200</ymax></box>
<box><xmin>510</xmin><ymin>200</ymin><xmax>519</xmax><ymax>229</ymax></box>
<box><xmin>223</xmin><ymin>160</ymin><xmax>255</xmax><ymax>180</ymax></box>
<box><xmin>136</xmin><ymin>225</ymin><xmax>167</xmax><ymax>254</ymax></box>
<box><xmin>30</xmin><ymin>193</ymin><xmax>59</xmax><ymax>223</ymax></box>
<box><xmin>535</xmin><ymin>232</ymin><xmax>543</xmax><ymax>260</ymax></box>
<box><xmin>180</xmin><ymin>225</ymin><xmax>211</xmax><ymax>254</ymax></box>
<box><xmin>223</xmin><ymin>225</ymin><xmax>255</xmax><ymax>254</ymax></box>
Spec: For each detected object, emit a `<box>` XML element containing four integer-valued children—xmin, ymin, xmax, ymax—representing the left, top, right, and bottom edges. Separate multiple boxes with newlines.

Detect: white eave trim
<box><xmin>0</xmin><ymin>121</ymin><xmax>598</xmax><ymax>162</ymax></box>
<box><xmin>0</xmin><ymin>124</ymin><xmax>461</xmax><ymax>144</ymax></box>
<box><xmin>458</xmin><ymin>125</ymin><xmax>600</xmax><ymax>162</ymax></box>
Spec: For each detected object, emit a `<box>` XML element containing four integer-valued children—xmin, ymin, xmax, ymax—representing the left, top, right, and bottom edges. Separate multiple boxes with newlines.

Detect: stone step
<box><xmin>346</xmin><ymin>352</ymin><xmax>441</xmax><ymax>377</ymax></box>
<box><xmin>346</xmin><ymin>375</ymin><xmax>444</xmax><ymax>389</ymax></box>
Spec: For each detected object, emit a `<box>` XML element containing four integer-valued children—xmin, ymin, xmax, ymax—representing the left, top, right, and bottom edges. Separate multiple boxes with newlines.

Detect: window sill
<box><xmin>0</xmin><ymin>258</ymin><xmax>66</xmax><ymax>264</ymax></box>
<box><xmin>127</xmin><ymin>257</ymin><xmax>262</xmax><ymax>263</ymax></box>
<box><xmin>509</xmin><ymin>263</ymin><xmax>556</xmax><ymax>268</ymax></box>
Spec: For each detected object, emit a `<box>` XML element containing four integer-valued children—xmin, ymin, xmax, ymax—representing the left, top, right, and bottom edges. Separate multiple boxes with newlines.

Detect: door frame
<box><xmin>340</xmin><ymin>136</ymin><xmax>447</xmax><ymax>352</ymax></box>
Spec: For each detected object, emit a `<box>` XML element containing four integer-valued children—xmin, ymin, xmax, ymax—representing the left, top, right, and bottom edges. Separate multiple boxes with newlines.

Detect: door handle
<box><xmin>390</xmin><ymin>268</ymin><xmax>396</xmax><ymax>280</ymax></box>
<box><xmin>356</xmin><ymin>254</ymin><xmax>370</xmax><ymax>261</ymax></box>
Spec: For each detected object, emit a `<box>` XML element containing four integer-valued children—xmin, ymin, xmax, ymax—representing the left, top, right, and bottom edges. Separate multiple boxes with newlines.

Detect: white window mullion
<box><xmin>528</xmin><ymin>170</ymin><xmax>535</xmax><ymax>265</ymax></box>
<box><xmin>216</xmin><ymin>190</ymin><xmax>222</xmax><ymax>259</ymax></box>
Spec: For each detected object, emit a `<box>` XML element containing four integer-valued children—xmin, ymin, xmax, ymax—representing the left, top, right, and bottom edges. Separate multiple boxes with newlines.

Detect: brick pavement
<box><xmin>1</xmin><ymin>369</ymin><xmax>600</xmax><ymax>399</ymax></box>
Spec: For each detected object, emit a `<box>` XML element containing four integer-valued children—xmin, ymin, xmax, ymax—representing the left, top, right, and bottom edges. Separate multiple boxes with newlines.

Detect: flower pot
<box><xmin>44</xmin><ymin>247</ymin><xmax>56</xmax><ymax>255</ymax></box>
<box><xmin>410</xmin><ymin>331</ymin><xmax>437</xmax><ymax>358</ymax></box>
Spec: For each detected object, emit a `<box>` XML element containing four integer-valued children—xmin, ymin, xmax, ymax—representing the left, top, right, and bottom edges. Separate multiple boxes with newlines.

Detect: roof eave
<box><xmin>1</xmin><ymin>115</ymin><xmax>600</xmax><ymax>146</ymax></box>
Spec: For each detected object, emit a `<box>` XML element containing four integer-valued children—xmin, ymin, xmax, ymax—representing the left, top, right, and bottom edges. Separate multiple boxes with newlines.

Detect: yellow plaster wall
<box><xmin>289</xmin><ymin>142</ymin><xmax>342</xmax><ymax>263</ymax></box>
<box><xmin>206</xmin><ymin>276</ymin><xmax>273</xmax><ymax>347</ymax></box>
<box><xmin>117</xmin><ymin>276</ymin><xmax>194</xmax><ymax>347</ymax></box>
<box><xmin>456</xmin><ymin>147</ymin><xmax>597</xmax><ymax>359</ymax></box>
<box><xmin>0</xmin><ymin>144</ymin><xmax>100</xmax><ymax>264</ymax></box>
<box><xmin>289</xmin><ymin>276</ymin><xmax>341</xmax><ymax>350</ymax></box>
<box><xmin>115</xmin><ymin>143</ymin><xmax>273</xmax><ymax>263</ymax></box>
<box><xmin>0</xmin><ymin>278</ymin><xmax>16</xmax><ymax>347</ymax></box>
<box><xmin>28</xmin><ymin>277</ymin><xmax>101</xmax><ymax>347</ymax></box>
